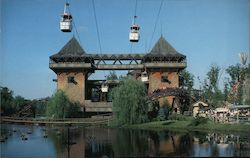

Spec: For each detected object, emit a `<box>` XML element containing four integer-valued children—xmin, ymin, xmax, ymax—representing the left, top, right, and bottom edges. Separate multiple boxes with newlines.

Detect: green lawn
<box><xmin>126</xmin><ymin>116</ymin><xmax>250</xmax><ymax>133</ymax></box>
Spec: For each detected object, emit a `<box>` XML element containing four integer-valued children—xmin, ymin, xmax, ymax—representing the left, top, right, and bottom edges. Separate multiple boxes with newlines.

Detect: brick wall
<box><xmin>57</xmin><ymin>72</ymin><xmax>85</xmax><ymax>105</ymax></box>
<box><xmin>148</xmin><ymin>70</ymin><xmax>180</xmax><ymax>108</ymax></box>
<box><xmin>148</xmin><ymin>71</ymin><xmax>179</xmax><ymax>93</ymax></box>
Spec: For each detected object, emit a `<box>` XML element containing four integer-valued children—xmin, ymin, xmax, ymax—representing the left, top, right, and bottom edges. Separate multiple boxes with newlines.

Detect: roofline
<box><xmin>50</xmin><ymin>53</ymin><xmax>186</xmax><ymax>60</ymax></box>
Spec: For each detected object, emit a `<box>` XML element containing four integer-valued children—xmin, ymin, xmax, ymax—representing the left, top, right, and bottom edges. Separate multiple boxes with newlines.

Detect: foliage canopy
<box><xmin>46</xmin><ymin>90</ymin><xmax>79</xmax><ymax>118</ymax></box>
<box><xmin>111</xmin><ymin>76</ymin><xmax>148</xmax><ymax>125</ymax></box>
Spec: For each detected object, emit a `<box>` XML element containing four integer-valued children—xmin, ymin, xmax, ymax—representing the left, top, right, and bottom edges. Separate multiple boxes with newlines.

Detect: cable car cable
<box><xmin>130</xmin><ymin>43</ymin><xmax>133</xmax><ymax>53</ymax></box>
<box><xmin>60</xmin><ymin>0</ymin><xmax>73</xmax><ymax>32</ymax></box>
<box><xmin>92</xmin><ymin>0</ymin><xmax>107</xmax><ymax>90</ymax></box>
<box><xmin>129</xmin><ymin>1</ymin><xmax>140</xmax><ymax>42</ymax></box>
<box><xmin>134</xmin><ymin>0</ymin><xmax>138</xmax><ymax>17</ymax></box>
<box><xmin>148</xmin><ymin>0</ymin><xmax>164</xmax><ymax>52</ymax></box>
<box><xmin>68</xmin><ymin>6</ymin><xmax>82</xmax><ymax>46</ymax></box>
<box><xmin>60</xmin><ymin>0</ymin><xmax>82</xmax><ymax>46</ymax></box>
<box><xmin>130</xmin><ymin>0</ymin><xmax>138</xmax><ymax>52</ymax></box>
<box><xmin>92</xmin><ymin>0</ymin><xmax>102</xmax><ymax>54</ymax></box>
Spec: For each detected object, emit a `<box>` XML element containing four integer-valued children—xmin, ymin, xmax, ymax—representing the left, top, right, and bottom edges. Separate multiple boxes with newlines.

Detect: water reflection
<box><xmin>1</xmin><ymin>123</ymin><xmax>250</xmax><ymax>157</ymax></box>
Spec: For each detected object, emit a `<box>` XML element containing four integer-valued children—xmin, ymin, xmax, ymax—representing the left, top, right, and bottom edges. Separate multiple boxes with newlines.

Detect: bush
<box><xmin>147</xmin><ymin>99</ymin><xmax>159</xmax><ymax>121</ymax></box>
<box><xmin>157</xmin><ymin>108</ymin><xmax>166</xmax><ymax>121</ymax></box>
<box><xmin>189</xmin><ymin>116</ymin><xmax>209</xmax><ymax>126</ymax></box>
<box><xmin>168</xmin><ymin>114</ymin><xmax>189</xmax><ymax>121</ymax></box>
<box><xmin>244</xmin><ymin>98</ymin><xmax>250</xmax><ymax>105</ymax></box>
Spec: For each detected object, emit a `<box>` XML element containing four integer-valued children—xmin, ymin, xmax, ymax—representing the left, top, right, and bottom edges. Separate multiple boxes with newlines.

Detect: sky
<box><xmin>0</xmin><ymin>0</ymin><xmax>249</xmax><ymax>99</ymax></box>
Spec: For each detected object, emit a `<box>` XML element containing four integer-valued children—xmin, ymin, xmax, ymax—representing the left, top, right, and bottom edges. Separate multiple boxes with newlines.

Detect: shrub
<box><xmin>168</xmin><ymin>114</ymin><xmax>189</xmax><ymax>121</ymax></box>
<box><xmin>189</xmin><ymin>116</ymin><xmax>209</xmax><ymax>126</ymax></box>
<box><xmin>147</xmin><ymin>99</ymin><xmax>159</xmax><ymax>121</ymax></box>
<box><xmin>157</xmin><ymin>108</ymin><xmax>166</xmax><ymax>121</ymax></box>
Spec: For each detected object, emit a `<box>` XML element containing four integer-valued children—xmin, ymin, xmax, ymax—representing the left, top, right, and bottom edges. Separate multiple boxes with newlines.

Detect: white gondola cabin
<box><xmin>60</xmin><ymin>3</ymin><xmax>72</xmax><ymax>32</ymax></box>
<box><xmin>141</xmin><ymin>71</ymin><xmax>148</xmax><ymax>82</ymax></box>
<box><xmin>129</xmin><ymin>25</ymin><xmax>140</xmax><ymax>42</ymax></box>
<box><xmin>101</xmin><ymin>82</ymin><xmax>108</xmax><ymax>93</ymax></box>
<box><xmin>129</xmin><ymin>16</ymin><xmax>140</xmax><ymax>42</ymax></box>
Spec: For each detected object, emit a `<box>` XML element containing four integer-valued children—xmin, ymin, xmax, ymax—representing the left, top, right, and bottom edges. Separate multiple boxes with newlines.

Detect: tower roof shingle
<box><xmin>145</xmin><ymin>36</ymin><xmax>185</xmax><ymax>59</ymax></box>
<box><xmin>50</xmin><ymin>37</ymin><xmax>86</xmax><ymax>58</ymax></box>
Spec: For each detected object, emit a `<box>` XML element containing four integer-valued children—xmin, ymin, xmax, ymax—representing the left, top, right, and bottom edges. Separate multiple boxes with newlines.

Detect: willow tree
<box><xmin>111</xmin><ymin>76</ymin><xmax>148</xmax><ymax>125</ymax></box>
<box><xmin>46</xmin><ymin>90</ymin><xmax>71</xmax><ymax>118</ymax></box>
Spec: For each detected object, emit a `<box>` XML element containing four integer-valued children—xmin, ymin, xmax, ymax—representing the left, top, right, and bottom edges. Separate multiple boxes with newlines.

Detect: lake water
<box><xmin>1</xmin><ymin>123</ymin><xmax>250</xmax><ymax>157</ymax></box>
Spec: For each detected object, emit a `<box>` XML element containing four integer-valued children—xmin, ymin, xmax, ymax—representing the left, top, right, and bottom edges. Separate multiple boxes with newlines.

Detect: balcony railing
<box><xmin>49</xmin><ymin>58</ymin><xmax>187</xmax><ymax>70</ymax></box>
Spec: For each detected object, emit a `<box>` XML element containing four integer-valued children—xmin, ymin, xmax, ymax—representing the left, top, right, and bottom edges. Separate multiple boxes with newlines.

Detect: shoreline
<box><xmin>2</xmin><ymin>116</ymin><xmax>250</xmax><ymax>133</ymax></box>
<box><xmin>122</xmin><ymin>120</ymin><xmax>250</xmax><ymax>133</ymax></box>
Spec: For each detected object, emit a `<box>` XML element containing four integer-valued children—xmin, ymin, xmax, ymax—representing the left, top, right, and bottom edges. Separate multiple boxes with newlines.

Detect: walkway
<box><xmin>1</xmin><ymin>116</ymin><xmax>112</xmax><ymax>125</ymax></box>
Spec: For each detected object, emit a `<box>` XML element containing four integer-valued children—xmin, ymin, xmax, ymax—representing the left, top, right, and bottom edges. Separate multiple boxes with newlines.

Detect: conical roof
<box><xmin>51</xmin><ymin>37</ymin><xmax>86</xmax><ymax>58</ymax></box>
<box><xmin>145</xmin><ymin>36</ymin><xmax>185</xmax><ymax>58</ymax></box>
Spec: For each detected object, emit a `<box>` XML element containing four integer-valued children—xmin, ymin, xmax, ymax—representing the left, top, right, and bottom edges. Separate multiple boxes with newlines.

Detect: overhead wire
<box><xmin>148</xmin><ymin>0</ymin><xmax>164</xmax><ymax>52</ymax></box>
<box><xmin>92</xmin><ymin>0</ymin><xmax>103</xmax><ymax>54</ymax></box>
<box><xmin>66</xmin><ymin>1</ymin><xmax>82</xmax><ymax>45</ymax></box>
<box><xmin>92</xmin><ymin>0</ymin><xmax>106</xmax><ymax>80</ymax></box>
<box><xmin>130</xmin><ymin>0</ymin><xmax>138</xmax><ymax>53</ymax></box>
<box><xmin>70</xmin><ymin>11</ymin><xmax>82</xmax><ymax>45</ymax></box>
<box><xmin>134</xmin><ymin>0</ymin><xmax>138</xmax><ymax>18</ymax></box>
<box><xmin>130</xmin><ymin>43</ymin><xmax>133</xmax><ymax>53</ymax></box>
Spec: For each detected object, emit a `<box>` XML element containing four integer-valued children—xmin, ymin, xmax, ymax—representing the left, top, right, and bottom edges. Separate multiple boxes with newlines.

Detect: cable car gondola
<box><xmin>60</xmin><ymin>3</ymin><xmax>72</xmax><ymax>32</ymax></box>
<box><xmin>141</xmin><ymin>70</ymin><xmax>148</xmax><ymax>82</ymax></box>
<box><xmin>101</xmin><ymin>82</ymin><xmax>108</xmax><ymax>93</ymax></box>
<box><xmin>129</xmin><ymin>16</ymin><xmax>140</xmax><ymax>42</ymax></box>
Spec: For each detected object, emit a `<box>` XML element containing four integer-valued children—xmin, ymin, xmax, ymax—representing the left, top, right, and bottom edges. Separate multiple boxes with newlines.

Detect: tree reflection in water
<box><xmin>1</xmin><ymin>124</ymin><xmax>249</xmax><ymax>157</ymax></box>
<box><xmin>51</xmin><ymin>127</ymin><xmax>250</xmax><ymax>157</ymax></box>
<box><xmin>112</xmin><ymin>129</ymin><xmax>149</xmax><ymax>157</ymax></box>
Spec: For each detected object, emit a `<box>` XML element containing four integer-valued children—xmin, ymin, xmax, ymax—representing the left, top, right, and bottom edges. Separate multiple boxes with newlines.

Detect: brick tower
<box><xmin>49</xmin><ymin>37</ymin><xmax>92</xmax><ymax>105</ymax></box>
<box><xmin>143</xmin><ymin>36</ymin><xmax>186</xmax><ymax>109</ymax></box>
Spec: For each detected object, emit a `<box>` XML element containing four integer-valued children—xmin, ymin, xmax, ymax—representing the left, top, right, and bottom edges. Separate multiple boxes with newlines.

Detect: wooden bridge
<box><xmin>1</xmin><ymin>116</ymin><xmax>112</xmax><ymax>125</ymax></box>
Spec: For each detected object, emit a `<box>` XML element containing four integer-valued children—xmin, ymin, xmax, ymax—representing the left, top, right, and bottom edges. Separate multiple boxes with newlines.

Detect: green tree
<box><xmin>179</xmin><ymin>69</ymin><xmax>194</xmax><ymax>93</ymax></box>
<box><xmin>46</xmin><ymin>90</ymin><xmax>71</xmax><ymax>118</ymax></box>
<box><xmin>106</xmin><ymin>71</ymin><xmax>118</xmax><ymax>80</ymax></box>
<box><xmin>0</xmin><ymin>87</ymin><xmax>14</xmax><ymax>115</ymax></box>
<box><xmin>13</xmin><ymin>95</ymin><xmax>27</xmax><ymax>112</ymax></box>
<box><xmin>202</xmin><ymin>64</ymin><xmax>224</xmax><ymax>107</ymax></box>
<box><xmin>111</xmin><ymin>76</ymin><xmax>148</xmax><ymax>125</ymax></box>
<box><xmin>245</xmin><ymin>98</ymin><xmax>250</xmax><ymax>105</ymax></box>
<box><xmin>157</xmin><ymin>99</ymin><xmax>170</xmax><ymax>121</ymax></box>
<box><xmin>34</xmin><ymin>99</ymin><xmax>48</xmax><ymax>116</ymax></box>
<box><xmin>226</xmin><ymin>64</ymin><xmax>241</xmax><ymax>87</ymax></box>
<box><xmin>223</xmin><ymin>80</ymin><xmax>229</xmax><ymax>101</ymax></box>
<box><xmin>207</xmin><ymin>64</ymin><xmax>220</xmax><ymax>91</ymax></box>
<box><xmin>225</xmin><ymin>63</ymin><xmax>250</xmax><ymax>104</ymax></box>
<box><xmin>179</xmin><ymin>70</ymin><xmax>194</xmax><ymax>111</ymax></box>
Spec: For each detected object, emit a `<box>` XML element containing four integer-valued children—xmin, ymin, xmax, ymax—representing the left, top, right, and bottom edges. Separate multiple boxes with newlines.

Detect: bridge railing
<box><xmin>1</xmin><ymin>116</ymin><xmax>112</xmax><ymax>123</ymax></box>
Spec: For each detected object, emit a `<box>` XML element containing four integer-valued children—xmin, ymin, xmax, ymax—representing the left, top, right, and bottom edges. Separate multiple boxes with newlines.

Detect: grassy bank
<box><xmin>125</xmin><ymin>115</ymin><xmax>250</xmax><ymax>133</ymax></box>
